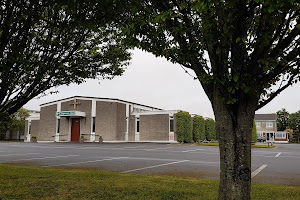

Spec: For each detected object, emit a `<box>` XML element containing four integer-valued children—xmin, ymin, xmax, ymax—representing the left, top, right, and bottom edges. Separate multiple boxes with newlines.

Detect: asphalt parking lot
<box><xmin>0</xmin><ymin>142</ymin><xmax>299</xmax><ymax>186</ymax></box>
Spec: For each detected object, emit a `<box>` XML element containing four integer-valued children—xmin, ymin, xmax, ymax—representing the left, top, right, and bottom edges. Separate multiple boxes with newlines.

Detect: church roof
<box><xmin>40</xmin><ymin>96</ymin><xmax>163</xmax><ymax>111</ymax></box>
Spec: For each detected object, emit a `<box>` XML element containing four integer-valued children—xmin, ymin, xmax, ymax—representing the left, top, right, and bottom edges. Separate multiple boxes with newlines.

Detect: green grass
<box><xmin>198</xmin><ymin>143</ymin><xmax>276</xmax><ymax>148</ymax></box>
<box><xmin>198</xmin><ymin>142</ymin><xmax>220</xmax><ymax>146</ymax></box>
<box><xmin>252</xmin><ymin>144</ymin><xmax>276</xmax><ymax>148</ymax></box>
<box><xmin>0</xmin><ymin>165</ymin><xmax>299</xmax><ymax>200</ymax></box>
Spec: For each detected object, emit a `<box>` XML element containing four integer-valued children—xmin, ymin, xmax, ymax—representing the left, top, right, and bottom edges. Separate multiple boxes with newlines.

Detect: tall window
<box><xmin>136</xmin><ymin>118</ymin><xmax>140</xmax><ymax>133</ymax></box>
<box><xmin>92</xmin><ymin>117</ymin><xmax>96</xmax><ymax>133</ymax></box>
<box><xmin>57</xmin><ymin>119</ymin><xmax>60</xmax><ymax>133</ymax></box>
<box><xmin>256</xmin><ymin>122</ymin><xmax>261</xmax><ymax>128</ymax></box>
<box><xmin>28</xmin><ymin>121</ymin><xmax>31</xmax><ymax>135</ymax></box>
<box><xmin>126</xmin><ymin>117</ymin><xmax>128</xmax><ymax>132</ymax></box>
<box><xmin>170</xmin><ymin>117</ymin><xmax>174</xmax><ymax>132</ymax></box>
<box><xmin>266</xmin><ymin>122</ymin><xmax>273</xmax><ymax>128</ymax></box>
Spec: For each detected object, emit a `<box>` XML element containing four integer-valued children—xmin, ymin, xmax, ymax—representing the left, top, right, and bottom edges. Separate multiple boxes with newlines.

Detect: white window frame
<box><xmin>169</xmin><ymin>116</ymin><xmax>174</xmax><ymax>132</ymax></box>
<box><xmin>256</xmin><ymin>122</ymin><xmax>261</xmax><ymax>128</ymax></box>
<box><xmin>266</xmin><ymin>122</ymin><xmax>273</xmax><ymax>128</ymax></box>
<box><xmin>275</xmin><ymin>132</ymin><xmax>286</xmax><ymax>139</ymax></box>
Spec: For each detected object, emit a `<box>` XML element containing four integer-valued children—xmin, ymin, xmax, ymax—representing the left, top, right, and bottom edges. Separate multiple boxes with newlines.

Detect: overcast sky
<box><xmin>24</xmin><ymin>49</ymin><xmax>300</xmax><ymax>119</ymax></box>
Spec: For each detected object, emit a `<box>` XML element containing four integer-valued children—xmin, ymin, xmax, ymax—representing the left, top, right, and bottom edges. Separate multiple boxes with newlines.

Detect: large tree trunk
<box><xmin>212</xmin><ymin>91</ymin><xmax>257</xmax><ymax>200</ymax></box>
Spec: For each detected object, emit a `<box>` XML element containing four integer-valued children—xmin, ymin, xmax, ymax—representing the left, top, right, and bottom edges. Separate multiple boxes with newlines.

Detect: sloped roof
<box><xmin>254</xmin><ymin>113</ymin><xmax>276</xmax><ymax>121</ymax></box>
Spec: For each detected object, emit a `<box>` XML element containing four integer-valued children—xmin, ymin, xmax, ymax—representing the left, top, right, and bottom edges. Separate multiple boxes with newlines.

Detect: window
<box><xmin>136</xmin><ymin>118</ymin><xmax>140</xmax><ymax>133</ymax></box>
<box><xmin>126</xmin><ymin>117</ymin><xmax>128</xmax><ymax>132</ymax></box>
<box><xmin>266</xmin><ymin>122</ymin><xmax>273</xmax><ymax>128</ymax></box>
<box><xmin>57</xmin><ymin>119</ymin><xmax>60</xmax><ymax>133</ymax></box>
<box><xmin>276</xmin><ymin>132</ymin><xmax>286</xmax><ymax>139</ymax></box>
<box><xmin>92</xmin><ymin>117</ymin><xmax>95</xmax><ymax>133</ymax></box>
<box><xmin>256</xmin><ymin>122</ymin><xmax>261</xmax><ymax>128</ymax></box>
<box><xmin>28</xmin><ymin>121</ymin><xmax>31</xmax><ymax>135</ymax></box>
<box><xmin>170</xmin><ymin>117</ymin><xmax>174</xmax><ymax>132</ymax></box>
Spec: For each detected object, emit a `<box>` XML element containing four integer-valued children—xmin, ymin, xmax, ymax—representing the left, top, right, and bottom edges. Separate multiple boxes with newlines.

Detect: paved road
<box><xmin>0</xmin><ymin>142</ymin><xmax>299</xmax><ymax>186</ymax></box>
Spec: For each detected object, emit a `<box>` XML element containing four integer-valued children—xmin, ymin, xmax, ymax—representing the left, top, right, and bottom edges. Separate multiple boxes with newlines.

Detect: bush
<box><xmin>193</xmin><ymin>115</ymin><xmax>205</xmax><ymax>142</ymax></box>
<box><xmin>205</xmin><ymin>118</ymin><xmax>216</xmax><ymax>141</ymax></box>
<box><xmin>252</xmin><ymin>121</ymin><xmax>258</xmax><ymax>143</ymax></box>
<box><xmin>176</xmin><ymin>111</ymin><xmax>192</xmax><ymax>143</ymax></box>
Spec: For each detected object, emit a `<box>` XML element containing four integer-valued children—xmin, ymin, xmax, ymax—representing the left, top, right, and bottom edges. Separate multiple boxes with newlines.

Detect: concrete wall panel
<box><xmin>116</xmin><ymin>103</ymin><xmax>126</xmax><ymax>140</ymax></box>
<box><xmin>39</xmin><ymin>105</ymin><xmax>56</xmax><ymax>141</ymax></box>
<box><xmin>96</xmin><ymin>101</ymin><xmax>117</xmax><ymax>141</ymax></box>
<box><xmin>31</xmin><ymin>120</ymin><xmax>40</xmax><ymax>139</ymax></box>
<box><xmin>140</xmin><ymin>114</ymin><xmax>169</xmax><ymax>141</ymax></box>
<box><xmin>128</xmin><ymin>115</ymin><xmax>135</xmax><ymax>141</ymax></box>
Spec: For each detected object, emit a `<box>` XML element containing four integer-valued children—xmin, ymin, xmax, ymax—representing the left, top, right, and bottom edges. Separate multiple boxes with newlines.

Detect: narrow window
<box><xmin>92</xmin><ymin>117</ymin><xmax>96</xmax><ymax>133</ymax></box>
<box><xmin>28</xmin><ymin>122</ymin><xmax>31</xmax><ymax>135</ymax></box>
<box><xmin>266</xmin><ymin>122</ymin><xmax>273</xmax><ymax>128</ymax></box>
<box><xmin>57</xmin><ymin>119</ymin><xmax>60</xmax><ymax>133</ymax></box>
<box><xmin>136</xmin><ymin>118</ymin><xmax>140</xmax><ymax>133</ymax></box>
<box><xmin>170</xmin><ymin>117</ymin><xmax>174</xmax><ymax>132</ymax></box>
<box><xmin>126</xmin><ymin>117</ymin><xmax>128</xmax><ymax>132</ymax></box>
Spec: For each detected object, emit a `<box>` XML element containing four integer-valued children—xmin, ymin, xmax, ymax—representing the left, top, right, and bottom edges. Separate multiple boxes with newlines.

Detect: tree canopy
<box><xmin>276</xmin><ymin>108</ymin><xmax>290</xmax><ymax>131</ymax></box>
<box><xmin>0</xmin><ymin>0</ymin><xmax>131</xmax><ymax>120</ymax></box>
<box><xmin>0</xmin><ymin>108</ymin><xmax>29</xmax><ymax>140</ymax></box>
<box><xmin>122</xmin><ymin>0</ymin><xmax>299</xmax><ymax>199</ymax></box>
<box><xmin>123</xmin><ymin>0</ymin><xmax>299</xmax><ymax>108</ymax></box>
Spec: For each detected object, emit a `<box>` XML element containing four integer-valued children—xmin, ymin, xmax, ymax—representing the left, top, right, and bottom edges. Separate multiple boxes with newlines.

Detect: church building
<box><xmin>25</xmin><ymin>96</ymin><xmax>178</xmax><ymax>143</ymax></box>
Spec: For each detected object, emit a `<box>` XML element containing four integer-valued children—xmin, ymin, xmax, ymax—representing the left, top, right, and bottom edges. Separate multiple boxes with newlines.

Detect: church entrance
<box><xmin>71</xmin><ymin>118</ymin><xmax>80</xmax><ymax>141</ymax></box>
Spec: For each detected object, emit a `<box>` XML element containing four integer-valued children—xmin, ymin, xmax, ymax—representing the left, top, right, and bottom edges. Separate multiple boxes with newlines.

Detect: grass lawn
<box><xmin>198</xmin><ymin>143</ymin><xmax>276</xmax><ymax>148</ymax></box>
<box><xmin>0</xmin><ymin>164</ymin><xmax>299</xmax><ymax>200</ymax></box>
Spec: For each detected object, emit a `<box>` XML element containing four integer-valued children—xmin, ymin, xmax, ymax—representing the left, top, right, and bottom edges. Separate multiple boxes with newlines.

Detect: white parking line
<box><xmin>251</xmin><ymin>164</ymin><xmax>267</xmax><ymax>178</ymax></box>
<box><xmin>43</xmin><ymin>157</ymin><xmax>127</xmax><ymax>167</ymax></box>
<box><xmin>275</xmin><ymin>153</ymin><xmax>281</xmax><ymax>157</ymax></box>
<box><xmin>144</xmin><ymin>147</ymin><xmax>174</xmax><ymax>151</ymax></box>
<box><xmin>121</xmin><ymin>160</ymin><xmax>189</xmax><ymax>173</ymax></box>
<box><xmin>6</xmin><ymin>155</ymin><xmax>79</xmax><ymax>162</ymax></box>
<box><xmin>0</xmin><ymin>153</ymin><xmax>38</xmax><ymax>157</ymax></box>
<box><xmin>182</xmin><ymin>149</ymin><xmax>203</xmax><ymax>153</ymax></box>
<box><xmin>123</xmin><ymin>146</ymin><xmax>146</xmax><ymax>149</ymax></box>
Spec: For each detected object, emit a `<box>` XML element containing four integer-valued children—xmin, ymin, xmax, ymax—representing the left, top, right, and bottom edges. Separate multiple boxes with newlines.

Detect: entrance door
<box><xmin>71</xmin><ymin>118</ymin><xmax>80</xmax><ymax>141</ymax></box>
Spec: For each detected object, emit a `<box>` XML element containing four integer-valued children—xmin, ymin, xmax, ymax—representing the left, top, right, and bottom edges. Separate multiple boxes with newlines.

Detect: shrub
<box><xmin>193</xmin><ymin>115</ymin><xmax>205</xmax><ymax>142</ymax></box>
<box><xmin>205</xmin><ymin>118</ymin><xmax>216</xmax><ymax>141</ymax></box>
<box><xmin>252</xmin><ymin>121</ymin><xmax>258</xmax><ymax>143</ymax></box>
<box><xmin>176</xmin><ymin>111</ymin><xmax>192</xmax><ymax>143</ymax></box>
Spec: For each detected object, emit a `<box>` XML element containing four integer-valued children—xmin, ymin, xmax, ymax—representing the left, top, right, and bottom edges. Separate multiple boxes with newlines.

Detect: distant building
<box><xmin>254</xmin><ymin>114</ymin><xmax>288</xmax><ymax>143</ymax></box>
<box><xmin>25</xmin><ymin>96</ymin><xmax>179</xmax><ymax>143</ymax></box>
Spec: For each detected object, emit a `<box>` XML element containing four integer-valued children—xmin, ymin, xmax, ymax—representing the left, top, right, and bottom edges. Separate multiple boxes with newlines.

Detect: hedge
<box><xmin>176</xmin><ymin>111</ymin><xmax>192</xmax><ymax>143</ymax></box>
<box><xmin>252</xmin><ymin>121</ymin><xmax>258</xmax><ymax>143</ymax></box>
<box><xmin>205</xmin><ymin>118</ymin><xmax>216</xmax><ymax>141</ymax></box>
<box><xmin>193</xmin><ymin>115</ymin><xmax>206</xmax><ymax>142</ymax></box>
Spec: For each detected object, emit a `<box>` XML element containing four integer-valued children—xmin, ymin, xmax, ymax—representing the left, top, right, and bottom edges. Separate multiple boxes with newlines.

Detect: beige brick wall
<box><xmin>31</xmin><ymin>120</ymin><xmax>40</xmax><ymax>139</ymax></box>
<box><xmin>128</xmin><ymin>115</ymin><xmax>136</xmax><ymax>141</ymax></box>
<box><xmin>39</xmin><ymin>104</ymin><xmax>56</xmax><ymax>141</ymax></box>
<box><xmin>59</xmin><ymin>117</ymin><xmax>69</xmax><ymax>141</ymax></box>
<box><xmin>256</xmin><ymin>121</ymin><xmax>277</xmax><ymax>132</ymax></box>
<box><xmin>96</xmin><ymin>101</ymin><xmax>118</xmax><ymax>141</ymax></box>
<box><xmin>116</xmin><ymin>103</ymin><xmax>126</xmax><ymax>140</ymax></box>
<box><xmin>140</xmin><ymin>114</ymin><xmax>169</xmax><ymax>141</ymax></box>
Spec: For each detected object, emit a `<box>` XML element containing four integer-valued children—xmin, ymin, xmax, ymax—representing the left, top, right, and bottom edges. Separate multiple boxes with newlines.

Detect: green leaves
<box><xmin>0</xmin><ymin>0</ymin><xmax>131</xmax><ymax>116</ymax></box>
<box><xmin>176</xmin><ymin>111</ymin><xmax>193</xmax><ymax>143</ymax></box>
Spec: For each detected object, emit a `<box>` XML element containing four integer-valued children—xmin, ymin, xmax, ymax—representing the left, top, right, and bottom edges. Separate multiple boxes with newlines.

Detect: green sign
<box><xmin>56</xmin><ymin>111</ymin><xmax>76</xmax><ymax>116</ymax></box>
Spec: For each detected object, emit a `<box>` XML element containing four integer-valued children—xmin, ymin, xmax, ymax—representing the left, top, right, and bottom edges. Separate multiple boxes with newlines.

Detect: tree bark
<box><xmin>212</xmin><ymin>90</ymin><xmax>257</xmax><ymax>200</ymax></box>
